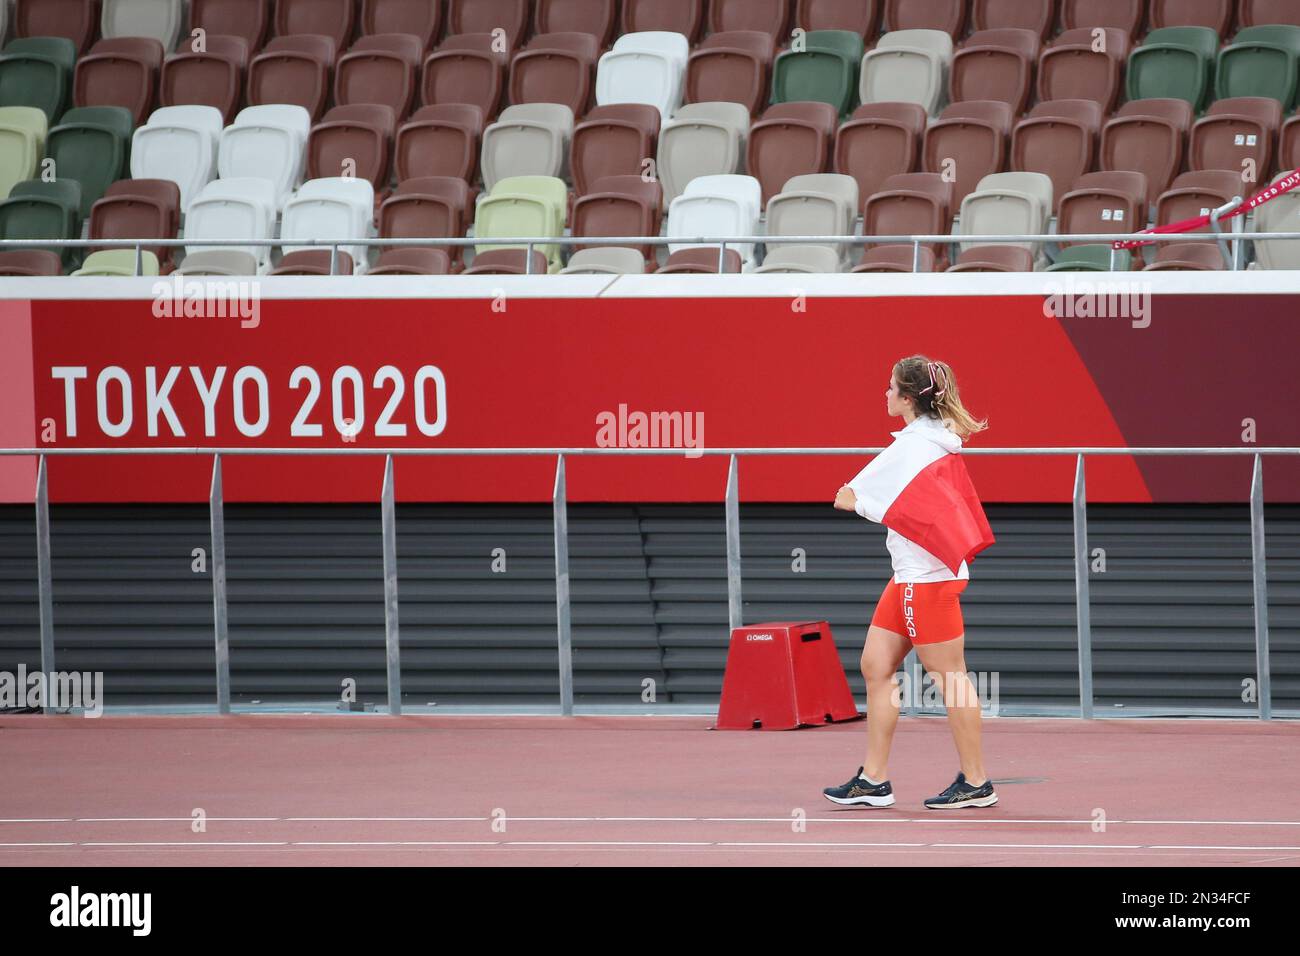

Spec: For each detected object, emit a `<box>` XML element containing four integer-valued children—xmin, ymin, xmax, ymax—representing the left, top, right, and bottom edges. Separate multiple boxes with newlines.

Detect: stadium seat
<box><xmin>14</xmin><ymin>0</ymin><xmax>100</xmax><ymax>56</ymax></box>
<box><xmin>1046</xmin><ymin>244</ymin><xmax>1134</xmax><ymax>270</ymax></box>
<box><xmin>307</xmin><ymin>104</ymin><xmax>396</xmax><ymax>189</ymax></box>
<box><xmin>571</xmin><ymin>104</ymin><xmax>660</xmax><ymax>196</ymax></box>
<box><xmin>1149</xmin><ymin>1</ymin><xmax>1233</xmax><ymax>35</ymax></box>
<box><xmin>747</xmin><ymin>101</ymin><xmax>838</xmax><ymax>203</ymax></box>
<box><xmin>474</xmin><ymin>175</ymin><xmax>569</xmax><ymax>271</ymax></box>
<box><xmin>667</xmin><ymin>173</ymin><xmax>762</xmax><ymax>267</ymax></box>
<box><xmin>274</xmin><ymin>0</ymin><xmax>356</xmax><ymax>51</ymax></box>
<box><xmin>771</xmin><ymin>30</ymin><xmax>864</xmax><ymax>118</ymax></box>
<box><xmin>884</xmin><ymin>0</ymin><xmax>966</xmax><ymax>39</ymax></box>
<box><xmin>1126</xmin><ymin>26</ymin><xmax>1218</xmax><ymax>111</ymax></box>
<box><xmin>1190</xmin><ymin>97</ymin><xmax>1281</xmax><ymax>179</ymax></box>
<box><xmin>191</xmin><ymin>0</ymin><xmax>270</xmax><ymax>51</ymax></box>
<box><xmin>764</xmin><ymin>172</ymin><xmax>859</xmax><ymax>267</ymax></box>
<box><xmin>656</xmin><ymin>102</ymin><xmax>751</xmax><ymax>207</ymax></box>
<box><xmin>508</xmin><ymin>32</ymin><xmax>600</xmax><ymax>117</ymax></box>
<box><xmin>959</xmin><ymin>171</ymin><xmax>1053</xmax><ymax>257</ymax></box>
<box><xmin>1101</xmin><ymin>98</ymin><xmax>1193</xmax><ymax>210</ymax></box>
<box><xmin>464</xmin><ymin>248</ymin><xmax>553</xmax><ymax>274</ymax></box>
<box><xmin>1038</xmin><ymin>28</ymin><xmax>1131</xmax><ymax>112</ymax></box>
<box><xmin>335</xmin><ymin>33</ymin><xmax>423</xmax><ymax>120</ymax></box>
<box><xmin>102</xmin><ymin>0</ymin><xmax>183</xmax><ymax>50</ymax></box>
<box><xmin>1280</xmin><ymin>112</ymin><xmax>1300</xmax><ymax>173</ymax></box>
<box><xmin>0</xmin><ymin>37</ymin><xmax>78</xmax><ymax>124</ymax></box>
<box><xmin>281</xmin><ymin>177</ymin><xmax>376</xmax><ymax>273</ymax></box>
<box><xmin>754</xmin><ymin>243</ymin><xmax>843</xmax><ymax>273</ymax></box>
<box><xmin>218</xmin><ymin>104</ymin><xmax>311</xmax><ymax>208</ymax></box>
<box><xmin>185</xmin><ymin>177</ymin><xmax>277</xmax><ymax>270</ymax></box>
<box><xmin>859</xmin><ymin>172</ymin><xmax>953</xmax><ymax>270</ymax></box>
<box><xmin>0</xmin><ymin>178</ymin><xmax>82</xmax><ymax>267</ymax></box>
<box><xmin>159</xmin><ymin>34</ymin><xmax>248</xmax><ymax>125</ymax></box>
<box><xmin>173</xmin><ymin>249</ymin><xmax>259</xmax><ymax>274</ymax></box>
<box><xmin>1054</xmin><ymin>170</ymin><xmax>1148</xmax><ymax>268</ymax></box>
<box><xmin>1144</xmin><ymin>241</ymin><xmax>1226</xmax><ymax>269</ymax></box>
<box><xmin>73</xmin><ymin>248</ymin><xmax>161</xmax><ymax>275</ymax></box>
<box><xmin>131</xmin><ymin>105</ymin><xmax>223</xmax><ymax>213</ymax></box>
<box><xmin>950</xmin><ymin>29</ymin><xmax>1039</xmax><ymax>114</ymax></box>
<box><xmin>536</xmin><ymin>0</ymin><xmax>619</xmax><ymax>49</ymax></box>
<box><xmin>596</xmin><ymin>31</ymin><xmax>691</xmax><ymax>120</ymax></box>
<box><xmin>0</xmin><ymin>106</ymin><xmax>46</xmax><ymax>200</ymax></box>
<box><xmin>795</xmin><ymin>0</ymin><xmax>882</xmax><ymax>40</ymax></box>
<box><xmin>970</xmin><ymin>0</ymin><xmax>1057</xmax><ymax>41</ymax></box>
<box><xmin>73</xmin><ymin>37</ymin><xmax>164</xmax><ymax>127</ymax></box>
<box><xmin>686</xmin><ymin>31</ymin><xmax>776</xmax><ymax>116</ymax></box>
<box><xmin>481</xmin><ymin>103</ymin><xmax>574</xmax><ymax>191</ymax></box>
<box><xmin>1216</xmin><ymin>25</ymin><xmax>1300</xmax><ymax>110</ymax></box>
<box><xmin>946</xmin><ymin>245</ymin><xmax>1034</xmax><ymax>271</ymax></box>
<box><xmin>268</xmin><ymin>249</ymin><xmax>354</xmax><ymax>275</ymax></box>
<box><xmin>421</xmin><ymin>34</ymin><xmax>509</xmax><ymax>118</ymax></box>
<box><xmin>1239</xmin><ymin>1</ymin><xmax>1300</xmax><ymax>28</ymax></box>
<box><xmin>834</xmin><ymin>102</ymin><xmax>926</xmax><ymax>205</ymax></box>
<box><xmin>88</xmin><ymin>177</ymin><xmax>180</xmax><ymax>269</ymax></box>
<box><xmin>1059</xmin><ymin>0</ymin><xmax>1145</xmax><ymax>39</ymax></box>
<box><xmin>362</xmin><ymin>0</ymin><xmax>444</xmax><ymax>52</ymax></box>
<box><xmin>622</xmin><ymin>0</ymin><xmax>704</xmax><ymax>46</ymax></box>
<box><xmin>1143</xmin><ymin>168</ymin><xmax>1241</xmax><ymax>268</ymax></box>
<box><xmin>922</xmin><ymin>100</ymin><xmax>1012</xmax><ymax>208</ymax></box>
<box><xmin>1011</xmin><ymin>99</ymin><xmax>1103</xmax><ymax>214</ymax></box>
<box><xmin>0</xmin><ymin>250</ymin><xmax>63</xmax><ymax>275</ymax></box>
<box><xmin>448</xmin><ymin>0</ymin><xmax>530</xmax><ymax>50</ymax></box>
<box><xmin>378</xmin><ymin>175</ymin><xmax>472</xmax><ymax>269</ymax></box>
<box><xmin>248</xmin><ymin>34</ymin><xmax>337</xmax><ymax>122</ymax></box>
<box><xmin>45</xmin><ymin>105</ymin><xmax>134</xmax><ymax>217</ymax></box>
<box><xmin>395</xmin><ymin>104</ymin><xmax>484</xmax><ymax>183</ymax></box>
<box><xmin>656</xmin><ymin>247</ymin><xmax>744</xmax><ymax>273</ymax></box>
<box><xmin>709</xmin><ymin>0</ymin><xmax>791</xmax><ymax>44</ymax></box>
<box><xmin>559</xmin><ymin>247</ymin><xmax>647</xmax><ymax>274</ymax></box>
<box><xmin>369</xmin><ymin>247</ymin><xmax>453</xmax><ymax>275</ymax></box>
<box><xmin>860</xmin><ymin>29</ymin><xmax>953</xmax><ymax>116</ymax></box>
<box><xmin>1250</xmin><ymin>171</ymin><xmax>1300</xmax><ymax>269</ymax></box>
<box><xmin>571</xmin><ymin>174</ymin><xmax>663</xmax><ymax>268</ymax></box>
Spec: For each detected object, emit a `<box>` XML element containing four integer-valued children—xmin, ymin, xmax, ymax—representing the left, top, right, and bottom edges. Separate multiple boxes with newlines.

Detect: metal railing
<box><xmin>3</xmin><ymin>445</ymin><xmax>1293</xmax><ymax>719</ymax></box>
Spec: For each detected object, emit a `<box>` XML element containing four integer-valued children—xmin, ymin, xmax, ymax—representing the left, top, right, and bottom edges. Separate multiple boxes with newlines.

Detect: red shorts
<box><xmin>870</xmin><ymin>579</ymin><xmax>968</xmax><ymax>645</ymax></box>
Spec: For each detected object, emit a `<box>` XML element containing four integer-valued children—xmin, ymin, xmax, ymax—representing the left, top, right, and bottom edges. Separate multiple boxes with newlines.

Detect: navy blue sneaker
<box><xmin>923</xmin><ymin>772</ymin><xmax>997</xmax><ymax>809</ymax></box>
<box><xmin>823</xmin><ymin>766</ymin><xmax>895</xmax><ymax>807</ymax></box>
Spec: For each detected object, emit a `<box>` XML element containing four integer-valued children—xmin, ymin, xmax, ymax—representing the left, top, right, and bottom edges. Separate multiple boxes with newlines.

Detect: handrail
<box><xmin>2</xmin><ymin>446</ymin><xmax>1298</xmax><ymax>457</ymax></box>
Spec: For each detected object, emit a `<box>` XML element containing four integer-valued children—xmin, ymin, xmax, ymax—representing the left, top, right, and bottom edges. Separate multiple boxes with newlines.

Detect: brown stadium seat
<box><xmin>971</xmin><ymin>0</ymin><xmax>1058</xmax><ymax>41</ymax></box>
<box><xmin>709</xmin><ymin>0</ymin><xmax>792</xmax><ymax>43</ymax></box>
<box><xmin>853</xmin><ymin>245</ymin><xmax>937</xmax><ymax>272</ymax></box>
<box><xmin>89</xmin><ymin>178</ymin><xmax>182</xmax><ymax>270</ymax></box>
<box><xmin>1240</xmin><ymin>1</ymin><xmax>1300</xmax><ymax>28</ymax></box>
<box><xmin>336</xmin><ymin>33</ymin><xmax>424</xmax><ymax>120</ymax></box>
<box><xmin>796</xmin><ymin>0</ymin><xmax>883</xmax><ymax>40</ymax></box>
<box><xmin>951</xmin><ymin>28</ymin><xmax>1040</xmax><ymax>114</ymax></box>
<box><xmin>160</xmin><ymin>35</ymin><xmax>249</xmax><ymax>124</ymax></box>
<box><xmin>859</xmin><ymin>172</ymin><xmax>953</xmax><ymax>270</ymax></box>
<box><xmin>1037</xmin><ymin>28</ymin><xmax>1131</xmax><ymax>112</ymax></box>
<box><xmin>570</xmin><ymin>104</ymin><xmax>660</xmax><ymax>196</ymax></box>
<box><xmin>1060</xmin><ymin>0</ymin><xmax>1146</xmax><ymax>39</ymax></box>
<box><xmin>835</xmin><ymin>102</ymin><xmax>928</xmax><ymax>205</ymax></box>
<box><xmin>370</xmin><ymin>248</ymin><xmax>453</xmax><ymax>274</ymax></box>
<box><xmin>1101</xmin><ymin>98</ymin><xmax>1194</xmax><ymax>210</ymax></box>
<box><xmin>508</xmin><ymin>32</ymin><xmax>601</xmax><ymax>117</ymax></box>
<box><xmin>190</xmin><ymin>0</ymin><xmax>271</xmax><ymax>52</ymax></box>
<box><xmin>623</xmin><ymin>0</ymin><xmax>704</xmax><ymax>43</ymax></box>
<box><xmin>1189</xmin><ymin>97</ymin><xmax>1281</xmax><ymax>178</ymax></box>
<box><xmin>1149</xmin><ymin>0</ymin><xmax>1233</xmax><ymax>35</ymax></box>
<box><xmin>379</xmin><ymin>176</ymin><xmax>472</xmax><ymax>268</ymax></box>
<box><xmin>571</xmin><ymin>174</ymin><xmax>663</xmax><ymax>268</ymax></box>
<box><xmin>1143</xmin><ymin>241</ymin><xmax>1226</xmax><ymax>269</ymax></box>
<box><xmin>395</xmin><ymin>104</ymin><xmax>485</xmax><ymax>183</ymax></box>
<box><xmin>883</xmin><ymin>0</ymin><xmax>967</xmax><ymax>39</ymax></box>
<box><xmin>686</xmin><ymin>31</ymin><xmax>776</xmax><ymax>117</ymax></box>
<box><xmin>422</xmin><ymin>34</ymin><xmax>509</xmax><ymax>118</ymax></box>
<box><xmin>656</xmin><ymin>248</ymin><xmax>744</xmax><ymax>273</ymax></box>
<box><xmin>274</xmin><ymin>0</ymin><xmax>357</xmax><ymax>51</ymax></box>
<box><xmin>1012</xmin><ymin>99</ymin><xmax>1103</xmax><ymax>214</ymax></box>
<box><xmin>922</xmin><ymin>100</ymin><xmax>1013</xmax><ymax>208</ymax></box>
<box><xmin>535</xmin><ymin>0</ymin><xmax>620</xmax><ymax>50</ymax></box>
<box><xmin>0</xmin><ymin>251</ymin><xmax>64</xmax><ymax>276</ymax></box>
<box><xmin>448</xmin><ymin>0</ymin><xmax>531</xmax><ymax>50</ymax></box>
<box><xmin>946</xmin><ymin>245</ymin><xmax>1034</xmax><ymax>271</ymax></box>
<box><xmin>15</xmin><ymin>0</ymin><xmax>101</xmax><ymax>56</ymax></box>
<box><xmin>248</xmin><ymin>35</ymin><xmax>338</xmax><ymax>122</ymax></box>
<box><xmin>465</xmin><ymin>249</ymin><xmax>552</xmax><ymax>274</ymax></box>
<box><xmin>270</xmin><ymin>250</ymin><xmax>356</xmax><ymax>275</ymax></box>
<box><xmin>747</xmin><ymin>102</ymin><xmax>839</xmax><ymax>203</ymax></box>
<box><xmin>74</xmin><ymin>37</ymin><xmax>165</xmax><ymax>127</ymax></box>
<box><xmin>362</xmin><ymin>0</ymin><xmax>445</xmax><ymax>51</ymax></box>
<box><xmin>1280</xmin><ymin>112</ymin><xmax>1300</xmax><ymax>173</ymax></box>
<box><xmin>308</xmin><ymin>104</ymin><xmax>397</xmax><ymax>189</ymax></box>
<box><xmin>1145</xmin><ymin>169</ymin><xmax>1243</xmax><ymax>267</ymax></box>
<box><xmin>1057</xmin><ymin>170</ymin><xmax>1149</xmax><ymax>245</ymax></box>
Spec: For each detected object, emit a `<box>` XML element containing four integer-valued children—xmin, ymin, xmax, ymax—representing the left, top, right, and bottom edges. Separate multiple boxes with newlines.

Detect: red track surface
<box><xmin>1</xmin><ymin>715</ymin><xmax>1297</xmax><ymax>867</ymax></box>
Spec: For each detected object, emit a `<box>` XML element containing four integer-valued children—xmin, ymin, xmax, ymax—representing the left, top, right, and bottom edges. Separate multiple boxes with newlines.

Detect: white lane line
<box><xmin>0</xmin><ymin>841</ymin><xmax>1295</xmax><ymax>852</ymax></box>
<box><xmin>293</xmin><ymin>841</ymin><xmax>499</xmax><ymax>846</ymax></box>
<box><xmin>0</xmin><ymin>819</ymin><xmax>71</xmax><ymax>823</ymax></box>
<box><xmin>80</xmin><ymin>841</ymin><xmax>290</xmax><ymax>846</ymax></box>
<box><xmin>0</xmin><ymin>843</ymin><xmax>77</xmax><ymax>847</ymax></box>
<box><xmin>719</xmin><ymin>842</ymin><xmax>928</xmax><ymax>848</ymax></box>
<box><xmin>1148</xmin><ymin>845</ymin><xmax>1300</xmax><ymax>851</ymax></box>
<box><xmin>931</xmin><ymin>843</ymin><xmax>1145</xmax><ymax>849</ymax></box>
<box><xmin>4</xmin><ymin>816</ymin><xmax>1296</xmax><ymax>826</ymax></box>
<box><xmin>501</xmin><ymin>841</ymin><xmax>714</xmax><ymax>846</ymax></box>
<box><xmin>76</xmin><ymin>817</ymin><xmax>280</xmax><ymax>822</ymax></box>
<box><xmin>285</xmin><ymin>817</ymin><xmax>486</xmax><ymax>822</ymax></box>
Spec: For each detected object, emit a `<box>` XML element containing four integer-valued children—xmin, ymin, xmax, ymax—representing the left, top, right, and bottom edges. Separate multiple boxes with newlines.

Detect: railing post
<box><xmin>525</xmin><ymin>242</ymin><xmax>535</xmax><ymax>275</ymax></box>
<box><xmin>911</xmin><ymin>240</ymin><xmax>921</xmax><ymax>272</ymax></box>
<box><xmin>1108</xmin><ymin>247</ymin><xmax>1119</xmax><ymax>271</ymax></box>
<box><xmin>1073</xmin><ymin>454</ymin><xmax>1094</xmax><ymax>719</ymax></box>
<box><xmin>133</xmin><ymin>243</ymin><xmax>143</xmax><ymax>277</ymax></box>
<box><xmin>717</xmin><ymin>241</ymin><xmax>728</xmax><ymax>273</ymax></box>
<box><xmin>209</xmin><ymin>454</ymin><xmax>231</xmax><ymax>715</ymax></box>
<box><xmin>553</xmin><ymin>454</ymin><xmax>574</xmax><ymax>715</ymax></box>
<box><xmin>725</xmin><ymin>454</ymin><xmax>742</xmax><ymax>632</ymax></box>
<box><xmin>35</xmin><ymin>455</ymin><xmax>54</xmax><ymax>714</ymax></box>
<box><xmin>329</xmin><ymin>244</ymin><xmax>339</xmax><ymax>276</ymax></box>
<box><xmin>381</xmin><ymin>454</ymin><xmax>402</xmax><ymax>716</ymax></box>
<box><xmin>1250</xmin><ymin>454</ymin><xmax>1271</xmax><ymax>720</ymax></box>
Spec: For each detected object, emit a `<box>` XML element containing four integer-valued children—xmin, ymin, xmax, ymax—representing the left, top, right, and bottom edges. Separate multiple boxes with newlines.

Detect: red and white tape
<box><xmin>1111</xmin><ymin>168</ymin><xmax>1300</xmax><ymax>250</ymax></box>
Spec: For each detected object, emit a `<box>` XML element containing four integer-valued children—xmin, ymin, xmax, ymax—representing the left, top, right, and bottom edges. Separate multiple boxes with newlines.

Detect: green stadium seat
<box><xmin>1046</xmin><ymin>245</ymin><xmax>1133</xmax><ymax>271</ymax></box>
<box><xmin>0</xmin><ymin>178</ymin><xmax>82</xmax><ymax>266</ymax></box>
<box><xmin>0</xmin><ymin>37</ymin><xmax>78</xmax><ymax>124</ymax></box>
<box><xmin>473</xmin><ymin>175</ymin><xmax>569</xmax><ymax>273</ymax></box>
<box><xmin>770</xmin><ymin>30</ymin><xmax>864</xmax><ymax>118</ymax></box>
<box><xmin>72</xmin><ymin>248</ymin><xmax>161</xmax><ymax>276</ymax></box>
<box><xmin>45</xmin><ymin>105</ymin><xmax>134</xmax><ymax>217</ymax></box>
<box><xmin>0</xmin><ymin>106</ymin><xmax>47</xmax><ymax>199</ymax></box>
<box><xmin>1127</xmin><ymin>27</ymin><xmax>1220</xmax><ymax>112</ymax></box>
<box><xmin>1215</xmin><ymin>25</ymin><xmax>1300</xmax><ymax>109</ymax></box>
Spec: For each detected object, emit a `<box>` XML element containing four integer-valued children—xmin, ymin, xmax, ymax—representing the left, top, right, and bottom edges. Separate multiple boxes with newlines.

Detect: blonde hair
<box><xmin>893</xmin><ymin>355</ymin><xmax>988</xmax><ymax>440</ymax></box>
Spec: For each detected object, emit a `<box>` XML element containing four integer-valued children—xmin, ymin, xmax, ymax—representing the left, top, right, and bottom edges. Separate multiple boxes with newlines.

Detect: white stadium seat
<box><xmin>185</xmin><ymin>177</ymin><xmax>279</xmax><ymax>272</ymax></box>
<box><xmin>668</xmin><ymin>173</ymin><xmax>763</xmax><ymax>266</ymax></box>
<box><xmin>101</xmin><ymin>0</ymin><xmax>184</xmax><ymax>51</ymax></box>
<box><xmin>959</xmin><ymin>171</ymin><xmax>1054</xmax><ymax>256</ymax></box>
<box><xmin>218</xmin><ymin>104</ymin><xmax>311</xmax><ymax>209</ymax></box>
<box><xmin>280</xmin><ymin>177</ymin><xmax>376</xmax><ymax>275</ymax></box>
<box><xmin>764</xmin><ymin>173</ymin><xmax>859</xmax><ymax>268</ymax></box>
<box><xmin>480</xmin><ymin>104</ymin><xmax>574</xmax><ymax>192</ymax></box>
<box><xmin>131</xmin><ymin>105</ymin><xmax>224</xmax><ymax>213</ymax></box>
<box><xmin>656</xmin><ymin>101</ymin><xmax>751</xmax><ymax>209</ymax></box>
<box><xmin>860</xmin><ymin>29</ymin><xmax>953</xmax><ymax>116</ymax></box>
<box><xmin>596</xmin><ymin>31</ymin><xmax>691</xmax><ymax>120</ymax></box>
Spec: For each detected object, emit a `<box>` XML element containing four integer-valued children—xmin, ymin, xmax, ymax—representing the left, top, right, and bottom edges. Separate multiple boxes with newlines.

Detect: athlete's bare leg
<box><xmin>860</xmin><ymin>625</ymin><xmax>912</xmax><ymax>782</ymax></box>
<box><xmin>914</xmin><ymin>635</ymin><xmax>988</xmax><ymax>786</ymax></box>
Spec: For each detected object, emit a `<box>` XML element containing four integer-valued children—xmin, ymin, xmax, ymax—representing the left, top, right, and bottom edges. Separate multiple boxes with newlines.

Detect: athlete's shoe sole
<box><xmin>823</xmin><ymin>790</ymin><xmax>896</xmax><ymax>808</ymax></box>
<box><xmin>924</xmin><ymin>792</ymin><xmax>999</xmax><ymax>809</ymax></box>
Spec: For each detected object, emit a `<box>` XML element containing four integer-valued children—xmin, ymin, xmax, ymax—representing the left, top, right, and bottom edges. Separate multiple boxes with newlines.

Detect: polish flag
<box><xmin>847</xmin><ymin>432</ymin><xmax>995</xmax><ymax>574</ymax></box>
